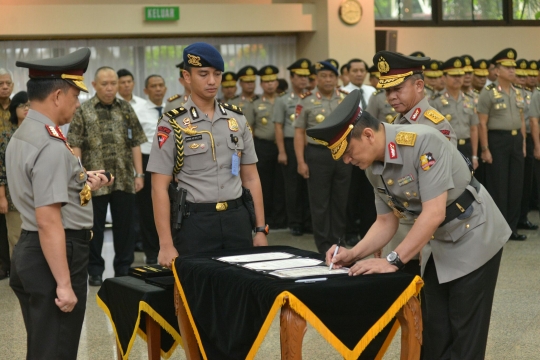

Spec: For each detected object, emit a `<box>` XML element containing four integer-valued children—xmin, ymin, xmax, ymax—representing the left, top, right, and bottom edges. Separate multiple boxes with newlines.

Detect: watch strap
<box><xmin>255</xmin><ymin>224</ymin><xmax>269</xmax><ymax>235</ymax></box>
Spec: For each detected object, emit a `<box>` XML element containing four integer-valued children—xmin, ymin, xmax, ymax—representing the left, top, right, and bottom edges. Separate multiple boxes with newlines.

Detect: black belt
<box><xmin>488</xmin><ymin>129</ymin><xmax>520</xmax><ymax>136</ymax></box>
<box><xmin>186</xmin><ymin>198</ymin><xmax>243</xmax><ymax>212</ymax></box>
<box><xmin>457</xmin><ymin>138</ymin><xmax>470</xmax><ymax>145</ymax></box>
<box><xmin>21</xmin><ymin>229</ymin><xmax>93</xmax><ymax>241</ymax></box>
<box><xmin>439</xmin><ymin>177</ymin><xmax>481</xmax><ymax>227</ymax></box>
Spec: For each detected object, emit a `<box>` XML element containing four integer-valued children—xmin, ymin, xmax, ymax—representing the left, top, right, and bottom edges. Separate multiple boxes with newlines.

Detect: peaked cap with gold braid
<box><xmin>373</xmin><ymin>51</ymin><xmax>430</xmax><ymax>89</ymax></box>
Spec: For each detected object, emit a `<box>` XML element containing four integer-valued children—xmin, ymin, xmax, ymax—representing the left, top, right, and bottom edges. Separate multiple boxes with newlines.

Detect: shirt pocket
<box><xmin>183</xmin><ymin>140</ymin><xmax>210</xmax><ymax>171</ymax></box>
<box><xmin>226</xmin><ymin>135</ymin><xmax>245</xmax><ymax>151</ymax></box>
<box><xmin>433</xmin><ymin>201</ymin><xmax>486</xmax><ymax>242</ymax></box>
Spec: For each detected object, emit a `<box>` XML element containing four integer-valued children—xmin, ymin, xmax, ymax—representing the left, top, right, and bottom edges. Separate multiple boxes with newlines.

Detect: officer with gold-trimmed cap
<box><xmin>368</xmin><ymin>64</ymin><xmax>380</xmax><ymax>88</ymax></box>
<box><xmin>165</xmin><ymin>61</ymin><xmax>191</xmax><ymax>112</ymax></box>
<box><xmin>220</xmin><ymin>71</ymin><xmax>238</xmax><ymax>103</ymax></box>
<box><xmin>477</xmin><ymin>48</ymin><xmax>528</xmax><ymax>240</ymax></box>
<box><xmin>461</xmin><ymin>55</ymin><xmax>476</xmax><ymax>99</ymax></box>
<box><xmin>423</xmin><ymin>59</ymin><xmax>444</xmax><ymax>98</ymax></box>
<box><xmin>229</xmin><ymin>65</ymin><xmax>259</xmax><ymax>125</ymax></box>
<box><xmin>8</xmin><ymin>48</ymin><xmax>114</xmax><ymax>359</ymax></box>
<box><xmin>472</xmin><ymin>59</ymin><xmax>490</xmax><ymax>93</ymax></box>
<box><xmin>305</xmin><ymin>88</ymin><xmax>509</xmax><ymax>360</ymax></box>
<box><xmin>527</xmin><ymin>60</ymin><xmax>539</xmax><ymax>89</ymax></box>
<box><xmin>307</xmin><ymin>63</ymin><xmax>318</xmax><ymax>91</ymax></box>
<box><xmin>147</xmin><ymin>42</ymin><xmax>268</xmax><ymax>267</ymax></box>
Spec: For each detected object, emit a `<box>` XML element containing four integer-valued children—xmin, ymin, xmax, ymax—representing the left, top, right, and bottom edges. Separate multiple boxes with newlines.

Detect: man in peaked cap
<box><xmin>527</xmin><ymin>60</ymin><xmax>539</xmax><ymax>89</ymax></box>
<box><xmin>164</xmin><ymin>61</ymin><xmax>192</xmax><ymax>112</ymax></box>
<box><xmin>220</xmin><ymin>71</ymin><xmax>238</xmax><ymax>103</ymax></box>
<box><xmin>423</xmin><ymin>60</ymin><xmax>444</xmax><ymax>99</ymax></box>
<box><xmin>368</xmin><ymin>64</ymin><xmax>380</xmax><ymax>88</ymax></box>
<box><xmin>307</xmin><ymin>64</ymin><xmax>318</xmax><ymax>91</ymax></box>
<box><xmin>147</xmin><ymin>42</ymin><xmax>267</xmax><ymax>269</ymax></box>
<box><xmin>461</xmin><ymin>55</ymin><xmax>476</xmax><ymax>99</ymax></box>
<box><xmin>229</xmin><ymin>65</ymin><xmax>259</xmax><ymax>125</ymax></box>
<box><xmin>472</xmin><ymin>59</ymin><xmax>489</xmax><ymax>92</ymax></box>
<box><xmin>307</xmin><ymin>88</ymin><xmax>509</xmax><ymax>360</ymax></box>
<box><xmin>477</xmin><ymin>48</ymin><xmax>528</xmax><ymax>240</ymax></box>
<box><xmin>8</xmin><ymin>48</ymin><xmax>113</xmax><ymax>359</ymax></box>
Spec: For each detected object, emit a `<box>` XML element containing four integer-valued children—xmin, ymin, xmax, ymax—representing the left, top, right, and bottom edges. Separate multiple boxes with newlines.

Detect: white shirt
<box><xmin>342</xmin><ymin>83</ymin><xmax>376</xmax><ymax>108</ymax></box>
<box><xmin>116</xmin><ymin>94</ymin><xmax>147</xmax><ymax>112</ymax></box>
<box><xmin>137</xmin><ymin>100</ymin><xmax>165</xmax><ymax>154</ymax></box>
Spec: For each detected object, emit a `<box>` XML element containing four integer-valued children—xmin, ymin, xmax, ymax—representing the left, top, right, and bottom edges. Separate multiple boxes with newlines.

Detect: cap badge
<box><xmin>464</xmin><ymin>57</ymin><xmax>471</xmax><ymax>66</ymax></box>
<box><xmin>315</xmin><ymin>62</ymin><xmax>324</xmax><ymax>70</ymax></box>
<box><xmin>454</xmin><ymin>59</ymin><xmax>462</xmax><ymax>68</ymax></box>
<box><xmin>532</xmin><ymin>63</ymin><xmax>538</xmax><ymax>70</ymax></box>
<box><xmin>265</xmin><ymin>67</ymin><xmax>273</xmax><ymax>75</ymax></box>
<box><xmin>431</xmin><ymin>63</ymin><xmax>438</xmax><ymax>70</ymax></box>
<box><xmin>378</xmin><ymin>57</ymin><xmax>390</xmax><ymax>74</ymax></box>
<box><xmin>520</xmin><ymin>61</ymin><xmax>527</xmax><ymax>69</ymax></box>
<box><xmin>480</xmin><ymin>61</ymin><xmax>487</xmax><ymax>69</ymax></box>
<box><xmin>225</xmin><ymin>74</ymin><xmax>233</xmax><ymax>80</ymax></box>
<box><xmin>187</xmin><ymin>54</ymin><xmax>202</xmax><ymax>67</ymax></box>
<box><xmin>301</xmin><ymin>60</ymin><xmax>308</xmax><ymax>69</ymax></box>
<box><xmin>246</xmin><ymin>68</ymin><xmax>254</xmax><ymax>75</ymax></box>
<box><xmin>507</xmin><ymin>50</ymin><xmax>515</xmax><ymax>59</ymax></box>
<box><xmin>330</xmin><ymin>60</ymin><xmax>337</xmax><ymax>68</ymax></box>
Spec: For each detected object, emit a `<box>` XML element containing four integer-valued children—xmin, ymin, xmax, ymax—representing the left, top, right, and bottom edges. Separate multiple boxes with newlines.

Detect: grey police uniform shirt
<box><xmin>164</xmin><ymin>94</ymin><xmax>189</xmax><ymax>113</ymax></box>
<box><xmin>229</xmin><ymin>95</ymin><xmax>257</xmax><ymax>126</ymax></box>
<box><xmin>272</xmin><ymin>91</ymin><xmax>300</xmax><ymax>139</ymax></box>
<box><xmin>521</xmin><ymin>86</ymin><xmax>533</xmax><ymax>133</ymax></box>
<box><xmin>249</xmin><ymin>96</ymin><xmax>277</xmax><ymax>141</ymax></box>
<box><xmin>366</xmin><ymin>123</ymin><xmax>510</xmax><ymax>283</ymax></box>
<box><xmin>477</xmin><ymin>81</ymin><xmax>524</xmax><ymax>130</ymax></box>
<box><xmin>147</xmin><ymin>97</ymin><xmax>258</xmax><ymax>203</ymax></box>
<box><xmin>396</xmin><ymin>97</ymin><xmax>457</xmax><ymax>147</ymax></box>
<box><xmin>6</xmin><ymin>110</ymin><xmax>93</xmax><ymax>231</ymax></box>
<box><xmin>529</xmin><ymin>87</ymin><xmax>540</xmax><ymax>120</ymax></box>
<box><xmin>429</xmin><ymin>91</ymin><xmax>479</xmax><ymax>140</ymax></box>
<box><xmin>366</xmin><ymin>89</ymin><xmax>398</xmax><ymax>123</ymax></box>
<box><xmin>294</xmin><ymin>89</ymin><xmax>345</xmax><ymax>145</ymax></box>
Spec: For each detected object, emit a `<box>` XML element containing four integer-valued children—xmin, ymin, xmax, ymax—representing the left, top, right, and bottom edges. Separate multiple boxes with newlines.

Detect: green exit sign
<box><xmin>144</xmin><ymin>7</ymin><xmax>180</xmax><ymax>21</ymax></box>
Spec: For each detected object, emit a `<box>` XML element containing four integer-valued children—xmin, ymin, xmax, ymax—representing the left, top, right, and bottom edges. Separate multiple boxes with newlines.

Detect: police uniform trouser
<box><xmin>346</xmin><ymin>167</ymin><xmax>376</xmax><ymax>238</ymax></box>
<box><xmin>305</xmin><ymin>144</ymin><xmax>352</xmax><ymax>254</ymax></box>
<box><xmin>484</xmin><ymin>131</ymin><xmax>524</xmax><ymax>232</ymax></box>
<box><xmin>0</xmin><ymin>214</ymin><xmax>9</xmax><ymax>274</ymax></box>
<box><xmin>282</xmin><ymin>138</ymin><xmax>309</xmax><ymax>230</ymax></box>
<box><xmin>172</xmin><ymin>201</ymin><xmax>253</xmax><ymax>255</ymax></box>
<box><xmin>519</xmin><ymin>134</ymin><xmax>535</xmax><ymax>223</ymax></box>
<box><xmin>423</xmin><ymin>248</ymin><xmax>502</xmax><ymax>360</ymax></box>
<box><xmin>137</xmin><ymin>154</ymin><xmax>160</xmax><ymax>259</ymax></box>
<box><xmin>10</xmin><ymin>230</ymin><xmax>90</xmax><ymax>360</ymax></box>
<box><xmin>457</xmin><ymin>138</ymin><xmax>472</xmax><ymax>163</ymax></box>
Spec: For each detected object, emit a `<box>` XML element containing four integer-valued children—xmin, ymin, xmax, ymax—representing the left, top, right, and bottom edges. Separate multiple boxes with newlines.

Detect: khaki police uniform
<box><xmin>229</xmin><ymin>95</ymin><xmax>257</xmax><ymax>126</ymax></box>
<box><xmin>147</xmin><ymin>97</ymin><xmax>258</xmax><ymax>253</ymax></box>
<box><xmin>477</xmin><ymin>81</ymin><xmax>525</xmax><ymax>233</ymax></box>
<box><xmin>164</xmin><ymin>93</ymin><xmax>189</xmax><ymax>113</ymax></box>
<box><xmin>366</xmin><ymin>89</ymin><xmax>398</xmax><ymax>123</ymax></box>
<box><xmin>367</xmin><ymin>122</ymin><xmax>509</xmax><ymax>359</ymax></box>
<box><xmin>430</xmin><ymin>91</ymin><xmax>479</xmax><ymax>160</ymax></box>
<box><xmin>295</xmin><ymin>89</ymin><xmax>351</xmax><ymax>253</ymax></box>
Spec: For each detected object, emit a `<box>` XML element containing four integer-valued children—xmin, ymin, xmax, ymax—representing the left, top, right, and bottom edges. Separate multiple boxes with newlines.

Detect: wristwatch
<box><xmin>135</xmin><ymin>173</ymin><xmax>145</xmax><ymax>178</ymax></box>
<box><xmin>255</xmin><ymin>225</ymin><xmax>270</xmax><ymax>235</ymax></box>
<box><xmin>386</xmin><ymin>251</ymin><xmax>405</xmax><ymax>270</ymax></box>
<box><xmin>481</xmin><ymin>145</ymin><xmax>489</xmax><ymax>151</ymax></box>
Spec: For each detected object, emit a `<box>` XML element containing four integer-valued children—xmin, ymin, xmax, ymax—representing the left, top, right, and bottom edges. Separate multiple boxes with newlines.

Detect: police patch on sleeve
<box><xmin>157</xmin><ymin>126</ymin><xmax>171</xmax><ymax>149</ymax></box>
<box><xmin>420</xmin><ymin>153</ymin><xmax>436</xmax><ymax>171</ymax></box>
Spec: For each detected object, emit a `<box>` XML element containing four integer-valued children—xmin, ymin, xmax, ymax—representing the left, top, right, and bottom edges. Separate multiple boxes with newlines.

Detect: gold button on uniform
<box><xmin>445</xmin><ymin>114</ymin><xmax>452</xmax><ymax>121</ymax></box>
<box><xmin>290</xmin><ymin>114</ymin><xmax>295</xmax><ymax>121</ymax></box>
<box><xmin>413</xmin><ymin>192</ymin><xmax>417</xmax><ymax>197</ymax></box>
<box><xmin>386</xmin><ymin>114</ymin><xmax>393</xmax><ymax>122</ymax></box>
<box><xmin>403</xmin><ymin>201</ymin><xmax>409</xmax><ymax>208</ymax></box>
<box><xmin>261</xmin><ymin>117</ymin><xmax>268</xmax><ymax>125</ymax></box>
<box><xmin>316</xmin><ymin>114</ymin><xmax>325</xmax><ymax>123</ymax></box>
<box><xmin>511</xmin><ymin>129</ymin><xmax>518</xmax><ymax>135</ymax></box>
<box><xmin>466</xmin><ymin>224</ymin><xmax>470</xmax><ymax>229</ymax></box>
<box><xmin>458</xmin><ymin>139</ymin><xmax>466</xmax><ymax>145</ymax></box>
<box><xmin>387</xmin><ymin>179</ymin><xmax>394</xmax><ymax>186</ymax></box>
<box><xmin>79</xmin><ymin>172</ymin><xmax>85</xmax><ymax>180</ymax></box>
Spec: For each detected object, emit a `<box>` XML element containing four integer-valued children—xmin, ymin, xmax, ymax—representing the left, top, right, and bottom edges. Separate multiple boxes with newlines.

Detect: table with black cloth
<box><xmin>172</xmin><ymin>246</ymin><xmax>423</xmax><ymax>360</ymax></box>
<box><xmin>97</xmin><ymin>276</ymin><xmax>182</xmax><ymax>359</ymax></box>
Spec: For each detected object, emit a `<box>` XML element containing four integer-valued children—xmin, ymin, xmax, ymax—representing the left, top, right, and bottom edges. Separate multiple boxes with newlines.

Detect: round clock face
<box><xmin>340</xmin><ymin>0</ymin><xmax>362</xmax><ymax>25</ymax></box>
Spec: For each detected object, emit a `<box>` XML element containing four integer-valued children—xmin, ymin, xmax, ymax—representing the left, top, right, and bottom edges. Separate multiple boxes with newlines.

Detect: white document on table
<box><xmin>216</xmin><ymin>252</ymin><xmax>295</xmax><ymax>264</ymax></box>
<box><xmin>243</xmin><ymin>258</ymin><xmax>322</xmax><ymax>271</ymax></box>
<box><xmin>270</xmin><ymin>266</ymin><xmax>349</xmax><ymax>278</ymax></box>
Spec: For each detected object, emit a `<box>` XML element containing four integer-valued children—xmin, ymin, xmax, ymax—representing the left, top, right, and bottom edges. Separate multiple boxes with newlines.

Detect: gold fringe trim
<box><xmin>172</xmin><ymin>258</ymin><xmax>209</xmax><ymax>360</ymax></box>
<box><xmin>374</xmin><ymin>319</ymin><xmax>401</xmax><ymax>360</ymax></box>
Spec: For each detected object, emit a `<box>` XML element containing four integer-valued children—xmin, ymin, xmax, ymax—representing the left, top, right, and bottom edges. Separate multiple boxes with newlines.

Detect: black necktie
<box><xmin>155</xmin><ymin>106</ymin><xmax>163</xmax><ymax>117</ymax></box>
<box><xmin>359</xmin><ymin>88</ymin><xmax>367</xmax><ymax>109</ymax></box>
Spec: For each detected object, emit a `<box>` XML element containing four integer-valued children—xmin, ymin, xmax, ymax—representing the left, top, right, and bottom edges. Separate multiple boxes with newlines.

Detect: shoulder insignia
<box><xmin>162</xmin><ymin>107</ymin><xmax>187</xmax><ymax>121</ymax></box>
<box><xmin>279</xmin><ymin>91</ymin><xmax>287</xmax><ymax>97</ymax></box>
<box><xmin>424</xmin><ymin>109</ymin><xmax>445</xmax><ymax>124</ymax></box>
<box><xmin>167</xmin><ymin>94</ymin><xmax>181</xmax><ymax>102</ymax></box>
<box><xmin>338</xmin><ymin>89</ymin><xmax>350</xmax><ymax>95</ymax></box>
<box><xmin>372</xmin><ymin>89</ymin><xmax>381</xmax><ymax>96</ymax></box>
<box><xmin>395</xmin><ymin>131</ymin><xmax>417</xmax><ymax>146</ymax></box>
<box><xmin>230</xmin><ymin>94</ymin><xmax>239</xmax><ymax>100</ymax></box>
<box><xmin>514</xmin><ymin>84</ymin><xmax>523</xmax><ymax>89</ymax></box>
<box><xmin>485</xmin><ymin>83</ymin><xmax>496</xmax><ymax>90</ymax></box>
<box><xmin>473</xmin><ymin>89</ymin><xmax>480</xmax><ymax>94</ymax></box>
<box><xmin>221</xmin><ymin>102</ymin><xmax>244</xmax><ymax>115</ymax></box>
<box><xmin>45</xmin><ymin>125</ymin><xmax>75</xmax><ymax>155</ymax></box>
<box><xmin>537</xmin><ymin>86</ymin><xmax>540</xmax><ymax>92</ymax></box>
<box><xmin>424</xmin><ymin>84</ymin><xmax>434</xmax><ymax>91</ymax></box>
<box><xmin>464</xmin><ymin>92</ymin><xmax>474</xmax><ymax>98</ymax></box>
<box><xmin>388</xmin><ymin>114</ymin><xmax>398</xmax><ymax>124</ymax></box>
<box><xmin>250</xmin><ymin>95</ymin><xmax>259</xmax><ymax>102</ymax></box>
<box><xmin>300</xmin><ymin>91</ymin><xmax>312</xmax><ymax>99</ymax></box>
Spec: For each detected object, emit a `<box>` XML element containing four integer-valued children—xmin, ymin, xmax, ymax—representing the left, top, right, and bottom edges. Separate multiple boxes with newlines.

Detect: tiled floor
<box><xmin>1</xmin><ymin>212</ymin><xmax>540</xmax><ymax>359</ymax></box>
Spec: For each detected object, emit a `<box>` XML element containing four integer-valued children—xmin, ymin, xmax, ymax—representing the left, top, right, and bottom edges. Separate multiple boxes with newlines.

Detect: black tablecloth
<box><xmin>97</xmin><ymin>276</ymin><xmax>182</xmax><ymax>359</ymax></box>
<box><xmin>173</xmin><ymin>246</ymin><xmax>422</xmax><ymax>360</ymax></box>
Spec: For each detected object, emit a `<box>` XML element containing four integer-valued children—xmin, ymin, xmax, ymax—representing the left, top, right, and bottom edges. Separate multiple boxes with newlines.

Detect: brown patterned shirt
<box><xmin>0</xmin><ymin>126</ymin><xmax>18</xmax><ymax>211</ymax></box>
<box><xmin>0</xmin><ymin>102</ymin><xmax>13</xmax><ymax>133</ymax></box>
<box><xmin>67</xmin><ymin>96</ymin><xmax>147</xmax><ymax>196</ymax></box>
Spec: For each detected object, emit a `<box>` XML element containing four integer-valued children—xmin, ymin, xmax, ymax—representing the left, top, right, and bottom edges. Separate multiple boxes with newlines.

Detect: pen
<box><xmin>329</xmin><ymin>236</ymin><xmax>343</xmax><ymax>271</ymax></box>
<box><xmin>295</xmin><ymin>277</ymin><xmax>327</xmax><ymax>283</ymax></box>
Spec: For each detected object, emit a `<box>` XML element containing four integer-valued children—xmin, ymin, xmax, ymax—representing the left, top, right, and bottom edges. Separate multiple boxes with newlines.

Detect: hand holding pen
<box><xmin>328</xmin><ymin>236</ymin><xmax>344</xmax><ymax>270</ymax></box>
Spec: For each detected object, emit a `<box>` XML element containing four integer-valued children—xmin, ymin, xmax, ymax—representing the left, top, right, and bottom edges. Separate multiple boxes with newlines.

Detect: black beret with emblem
<box><xmin>16</xmin><ymin>48</ymin><xmax>91</xmax><ymax>92</ymax></box>
<box><xmin>441</xmin><ymin>57</ymin><xmax>465</xmax><ymax>76</ymax></box>
<box><xmin>424</xmin><ymin>60</ymin><xmax>443</xmax><ymax>78</ymax></box>
<box><xmin>368</xmin><ymin>64</ymin><xmax>380</xmax><ymax>77</ymax></box>
<box><xmin>491</xmin><ymin>48</ymin><xmax>517</xmax><ymax>67</ymax></box>
<box><xmin>515</xmin><ymin>59</ymin><xmax>529</xmax><ymax>76</ymax></box>
<box><xmin>222</xmin><ymin>71</ymin><xmax>237</xmax><ymax>87</ymax></box>
<box><xmin>528</xmin><ymin>60</ymin><xmax>539</xmax><ymax>76</ymax></box>
<box><xmin>325</xmin><ymin>59</ymin><xmax>340</xmax><ymax>71</ymax></box>
<box><xmin>373</xmin><ymin>51</ymin><xmax>430</xmax><ymax>88</ymax></box>
<box><xmin>287</xmin><ymin>58</ymin><xmax>311</xmax><ymax>76</ymax></box>
<box><xmin>183</xmin><ymin>42</ymin><xmax>224</xmax><ymax>72</ymax></box>
<box><xmin>314</xmin><ymin>61</ymin><xmax>339</xmax><ymax>76</ymax></box>
<box><xmin>461</xmin><ymin>55</ymin><xmax>475</xmax><ymax>73</ymax></box>
<box><xmin>258</xmin><ymin>65</ymin><xmax>279</xmax><ymax>81</ymax></box>
<box><xmin>409</xmin><ymin>51</ymin><xmax>426</xmax><ymax>58</ymax></box>
<box><xmin>473</xmin><ymin>59</ymin><xmax>489</xmax><ymax>77</ymax></box>
<box><xmin>237</xmin><ymin>65</ymin><xmax>258</xmax><ymax>82</ymax></box>
<box><xmin>306</xmin><ymin>89</ymin><xmax>371</xmax><ymax>160</ymax></box>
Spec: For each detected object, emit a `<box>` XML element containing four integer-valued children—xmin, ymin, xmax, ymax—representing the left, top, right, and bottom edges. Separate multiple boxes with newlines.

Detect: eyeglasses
<box><xmin>17</xmin><ymin>103</ymin><xmax>30</xmax><ymax>109</ymax></box>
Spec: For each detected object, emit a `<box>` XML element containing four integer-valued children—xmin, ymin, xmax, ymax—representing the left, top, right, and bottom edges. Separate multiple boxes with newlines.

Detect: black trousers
<box><xmin>457</xmin><ymin>138</ymin><xmax>472</xmax><ymax>163</ymax></box>
<box><xmin>423</xmin><ymin>249</ymin><xmax>502</xmax><ymax>360</ymax></box>
<box><xmin>281</xmin><ymin>138</ymin><xmax>310</xmax><ymax>229</ymax></box>
<box><xmin>0</xmin><ymin>214</ymin><xmax>9</xmax><ymax>274</ymax></box>
<box><xmin>519</xmin><ymin>135</ymin><xmax>535</xmax><ymax>223</ymax></box>
<box><xmin>138</xmin><ymin>154</ymin><xmax>159</xmax><ymax>259</ymax></box>
<box><xmin>484</xmin><ymin>131</ymin><xmax>524</xmax><ymax>232</ymax></box>
<box><xmin>346</xmin><ymin>167</ymin><xmax>376</xmax><ymax>238</ymax></box>
<box><xmin>305</xmin><ymin>144</ymin><xmax>352</xmax><ymax>254</ymax></box>
<box><xmin>173</xmin><ymin>204</ymin><xmax>253</xmax><ymax>255</ymax></box>
<box><xmin>10</xmin><ymin>230</ymin><xmax>89</xmax><ymax>360</ymax></box>
<box><xmin>89</xmin><ymin>191</ymin><xmax>136</xmax><ymax>276</ymax></box>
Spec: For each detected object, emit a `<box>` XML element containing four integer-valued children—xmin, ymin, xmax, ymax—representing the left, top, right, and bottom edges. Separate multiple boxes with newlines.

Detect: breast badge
<box><xmin>261</xmin><ymin>117</ymin><xmax>268</xmax><ymax>125</ymax></box>
<box><xmin>420</xmin><ymin>153</ymin><xmax>436</xmax><ymax>171</ymax></box>
<box><xmin>315</xmin><ymin>114</ymin><xmax>325</xmax><ymax>123</ymax></box>
<box><xmin>228</xmin><ymin>118</ymin><xmax>239</xmax><ymax>132</ymax></box>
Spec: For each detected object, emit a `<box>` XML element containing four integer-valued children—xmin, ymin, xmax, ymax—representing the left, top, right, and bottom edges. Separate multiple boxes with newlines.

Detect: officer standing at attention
<box><xmin>423</xmin><ymin>59</ymin><xmax>444</xmax><ymax>99</ymax></box>
<box><xmin>220</xmin><ymin>71</ymin><xmax>238</xmax><ymax>103</ymax></box>
<box><xmin>477</xmin><ymin>48</ymin><xmax>527</xmax><ymax>241</ymax></box>
<box><xmin>309</xmin><ymin>90</ymin><xmax>509</xmax><ymax>360</ymax></box>
<box><xmin>229</xmin><ymin>65</ymin><xmax>259</xmax><ymax>125</ymax></box>
<box><xmin>460</xmin><ymin>55</ymin><xmax>476</xmax><ymax>100</ymax></box>
<box><xmin>273</xmin><ymin>58</ymin><xmax>311</xmax><ymax>236</ymax></box>
<box><xmin>164</xmin><ymin>62</ymin><xmax>191</xmax><ymax>112</ymax></box>
<box><xmin>430</xmin><ymin>57</ymin><xmax>479</xmax><ymax>167</ymax></box>
<box><xmin>294</xmin><ymin>60</ymin><xmax>349</xmax><ymax>254</ymax></box>
<box><xmin>147</xmin><ymin>43</ymin><xmax>267</xmax><ymax>266</ymax></box>
<box><xmin>472</xmin><ymin>59</ymin><xmax>489</xmax><ymax>93</ymax></box>
<box><xmin>365</xmin><ymin>86</ymin><xmax>398</xmax><ymax>123</ymax></box>
<box><xmin>7</xmin><ymin>48</ymin><xmax>113</xmax><ymax>359</ymax></box>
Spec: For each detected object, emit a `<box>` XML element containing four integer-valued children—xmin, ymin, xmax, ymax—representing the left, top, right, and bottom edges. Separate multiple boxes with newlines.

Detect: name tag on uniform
<box><xmin>185</xmin><ymin>135</ymin><xmax>203</xmax><ymax>142</ymax></box>
<box><xmin>232</xmin><ymin>152</ymin><xmax>241</xmax><ymax>176</ymax></box>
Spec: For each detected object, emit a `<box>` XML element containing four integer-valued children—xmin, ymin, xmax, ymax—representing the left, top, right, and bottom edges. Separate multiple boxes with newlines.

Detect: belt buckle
<box><xmin>511</xmin><ymin>130</ymin><xmax>518</xmax><ymax>136</ymax></box>
<box><xmin>216</xmin><ymin>202</ymin><xmax>228</xmax><ymax>211</ymax></box>
<box><xmin>89</xmin><ymin>230</ymin><xmax>94</xmax><ymax>241</ymax></box>
<box><xmin>458</xmin><ymin>139</ymin><xmax>466</xmax><ymax>145</ymax></box>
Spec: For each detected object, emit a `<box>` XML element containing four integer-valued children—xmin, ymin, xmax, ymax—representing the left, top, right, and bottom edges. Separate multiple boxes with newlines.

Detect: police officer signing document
<box><xmin>7</xmin><ymin>48</ymin><xmax>114</xmax><ymax>359</ymax></box>
<box><xmin>308</xmin><ymin>90</ymin><xmax>509</xmax><ymax>359</ymax></box>
<box><xmin>148</xmin><ymin>43</ymin><xmax>267</xmax><ymax>268</ymax></box>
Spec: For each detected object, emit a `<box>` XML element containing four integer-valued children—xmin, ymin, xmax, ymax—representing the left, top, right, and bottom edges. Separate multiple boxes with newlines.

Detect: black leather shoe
<box><xmin>88</xmin><ymin>275</ymin><xmax>103</xmax><ymax>286</ymax></box>
<box><xmin>517</xmin><ymin>220</ymin><xmax>539</xmax><ymax>230</ymax></box>
<box><xmin>509</xmin><ymin>232</ymin><xmax>527</xmax><ymax>241</ymax></box>
<box><xmin>290</xmin><ymin>227</ymin><xmax>303</xmax><ymax>236</ymax></box>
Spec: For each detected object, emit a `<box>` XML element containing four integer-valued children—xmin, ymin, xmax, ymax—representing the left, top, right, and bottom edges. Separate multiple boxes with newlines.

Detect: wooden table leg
<box><xmin>146</xmin><ymin>314</ymin><xmax>162</xmax><ymax>360</ymax></box>
<box><xmin>116</xmin><ymin>339</ymin><xmax>123</xmax><ymax>360</ymax></box>
<box><xmin>280</xmin><ymin>297</ymin><xmax>307</xmax><ymax>360</ymax></box>
<box><xmin>396</xmin><ymin>296</ymin><xmax>423</xmax><ymax>360</ymax></box>
<box><xmin>174</xmin><ymin>283</ymin><xmax>201</xmax><ymax>360</ymax></box>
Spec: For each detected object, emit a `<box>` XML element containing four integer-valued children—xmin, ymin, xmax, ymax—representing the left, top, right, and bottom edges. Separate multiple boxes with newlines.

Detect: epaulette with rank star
<box><xmin>424</xmin><ymin>84</ymin><xmax>434</xmax><ymax>91</ymax></box>
<box><xmin>485</xmin><ymin>83</ymin><xmax>496</xmax><ymax>90</ymax></box>
<box><xmin>513</xmin><ymin>84</ymin><xmax>523</xmax><ymax>89</ymax></box>
<box><xmin>473</xmin><ymin>89</ymin><xmax>480</xmax><ymax>94</ymax></box>
<box><xmin>221</xmin><ymin>102</ymin><xmax>244</xmax><ymax>115</ymax></box>
<box><xmin>424</xmin><ymin>109</ymin><xmax>445</xmax><ymax>124</ymax></box>
<box><xmin>372</xmin><ymin>89</ymin><xmax>382</xmax><ymax>96</ymax></box>
<box><xmin>249</xmin><ymin>95</ymin><xmax>259</xmax><ymax>102</ymax></box>
<box><xmin>167</xmin><ymin>94</ymin><xmax>181</xmax><ymax>102</ymax></box>
<box><xmin>299</xmin><ymin>91</ymin><xmax>312</xmax><ymax>99</ymax></box>
<box><xmin>464</xmin><ymin>91</ymin><xmax>474</xmax><ymax>98</ymax></box>
<box><xmin>161</xmin><ymin>106</ymin><xmax>187</xmax><ymax>121</ymax></box>
<box><xmin>338</xmin><ymin>88</ymin><xmax>350</xmax><ymax>95</ymax></box>
<box><xmin>278</xmin><ymin>91</ymin><xmax>287</xmax><ymax>97</ymax></box>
